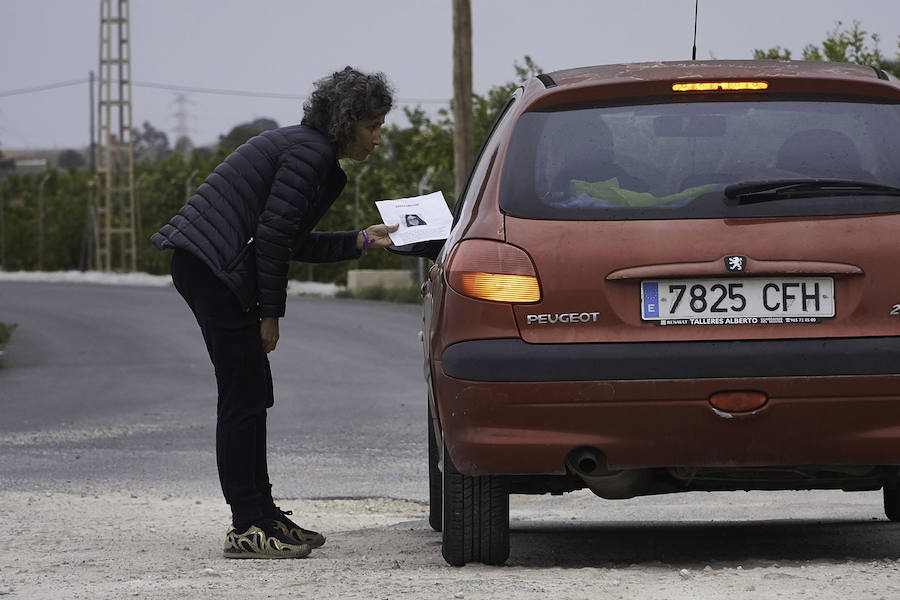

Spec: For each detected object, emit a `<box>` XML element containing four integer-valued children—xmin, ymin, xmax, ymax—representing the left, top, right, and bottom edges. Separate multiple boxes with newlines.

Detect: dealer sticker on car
<box><xmin>641</xmin><ymin>277</ymin><xmax>835</xmax><ymax>325</ymax></box>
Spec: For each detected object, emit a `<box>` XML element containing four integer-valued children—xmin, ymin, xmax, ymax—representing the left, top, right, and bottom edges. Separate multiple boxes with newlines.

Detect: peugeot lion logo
<box><xmin>725</xmin><ymin>255</ymin><xmax>746</xmax><ymax>272</ymax></box>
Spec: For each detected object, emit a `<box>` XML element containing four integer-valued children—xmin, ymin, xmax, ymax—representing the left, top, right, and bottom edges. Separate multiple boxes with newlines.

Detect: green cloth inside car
<box><xmin>570</xmin><ymin>177</ymin><xmax>718</xmax><ymax>207</ymax></box>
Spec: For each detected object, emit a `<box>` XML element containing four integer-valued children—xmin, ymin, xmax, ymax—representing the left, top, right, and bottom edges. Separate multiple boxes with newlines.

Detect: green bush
<box><xmin>0</xmin><ymin>171</ymin><xmax>90</xmax><ymax>271</ymax></box>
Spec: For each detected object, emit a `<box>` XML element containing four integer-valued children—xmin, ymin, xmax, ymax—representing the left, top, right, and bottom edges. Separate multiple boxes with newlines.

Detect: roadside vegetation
<box><xmin>337</xmin><ymin>285</ymin><xmax>423</xmax><ymax>304</ymax></box>
<box><xmin>0</xmin><ymin>321</ymin><xmax>16</xmax><ymax>351</ymax></box>
<box><xmin>754</xmin><ymin>20</ymin><xmax>899</xmax><ymax>73</ymax></box>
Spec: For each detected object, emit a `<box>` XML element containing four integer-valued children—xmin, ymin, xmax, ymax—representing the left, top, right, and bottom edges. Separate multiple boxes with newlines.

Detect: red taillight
<box><xmin>446</xmin><ymin>240</ymin><xmax>541</xmax><ymax>303</ymax></box>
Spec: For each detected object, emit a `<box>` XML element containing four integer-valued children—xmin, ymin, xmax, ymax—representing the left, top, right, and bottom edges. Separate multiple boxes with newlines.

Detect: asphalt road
<box><xmin>0</xmin><ymin>281</ymin><xmax>427</xmax><ymax>500</ymax></box>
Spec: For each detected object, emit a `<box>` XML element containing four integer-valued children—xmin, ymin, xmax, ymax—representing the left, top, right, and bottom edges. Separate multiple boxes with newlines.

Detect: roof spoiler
<box><xmin>537</xmin><ymin>73</ymin><xmax>557</xmax><ymax>88</ymax></box>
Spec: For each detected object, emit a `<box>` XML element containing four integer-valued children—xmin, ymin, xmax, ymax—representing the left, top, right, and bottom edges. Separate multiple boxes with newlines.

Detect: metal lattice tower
<box><xmin>172</xmin><ymin>93</ymin><xmax>190</xmax><ymax>140</ymax></box>
<box><xmin>171</xmin><ymin>92</ymin><xmax>194</xmax><ymax>156</ymax></box>
<box><xmin>96</xmin><ymin>0</ymin><xmax>136</xmax><ymax>271</ymax></box>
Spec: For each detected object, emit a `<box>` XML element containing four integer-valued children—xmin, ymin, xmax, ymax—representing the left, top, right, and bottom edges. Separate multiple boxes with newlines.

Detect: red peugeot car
<box><xmin>394</xmin><ymin>60</ymin><xmax>900</xmax><ymax>566</ymax></box>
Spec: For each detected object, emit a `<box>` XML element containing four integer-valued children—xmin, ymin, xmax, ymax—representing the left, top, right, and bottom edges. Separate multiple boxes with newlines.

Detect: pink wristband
<box><xmin>362</xmin><ymin>229</ymin><xmax>372</xmax><ymax>248</ymax></box>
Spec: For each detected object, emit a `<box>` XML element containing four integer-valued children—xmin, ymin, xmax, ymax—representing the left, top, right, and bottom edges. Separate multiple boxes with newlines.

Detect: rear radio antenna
<box><xmin>692</xmin><ymin>0</ymin><xmax>699</xmax><ymax>60</ymax></box>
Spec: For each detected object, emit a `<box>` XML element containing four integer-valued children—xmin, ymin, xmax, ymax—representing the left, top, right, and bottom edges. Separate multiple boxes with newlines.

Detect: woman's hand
<box><xmin>357</xmin><ymin>224</ymin><xmax>400</xmax><ymax>250</ymax></box>
<box><xmin>260</xmin><ymin>317</ymin><xmax>280</xmax><ymax>353</ymax></box>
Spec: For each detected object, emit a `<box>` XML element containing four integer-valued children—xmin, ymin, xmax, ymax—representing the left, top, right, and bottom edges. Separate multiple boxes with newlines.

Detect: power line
<box><xmin>135</xmin><ymin>80</ymin><xmax>304</xmax><ymax>99</ymax></box>
<box><xmin>0</xmin><ymin>78</ymin><xmax>90</xmax><ymax>98</ymax></box>
<box><xmin>132</xmin><ymin>80</ymin><xmax>448</xmax><ymax>105</ymax></box>
<box><xmin>0</xmin><ymin>77</ymin><xmax>449</xmax><ymax>105</ymax></box>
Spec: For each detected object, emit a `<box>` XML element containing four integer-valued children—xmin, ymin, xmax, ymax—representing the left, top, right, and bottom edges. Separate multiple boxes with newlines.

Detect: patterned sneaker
<box><xmin>271</xmin><ymin>507</ymin><xmax>326</xmax><ymax>549</ymax></box>
<box><xmin>223</xmin><ymin>519</ymin><xmax>311</xmax><ymax>559</ymax></box>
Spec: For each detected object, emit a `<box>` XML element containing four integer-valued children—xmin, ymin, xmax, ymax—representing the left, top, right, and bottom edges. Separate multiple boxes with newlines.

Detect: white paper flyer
<box><xmin>375</xmin><ymin>191</ymin><xmax>452</xmax><ymax>246</ymax></box>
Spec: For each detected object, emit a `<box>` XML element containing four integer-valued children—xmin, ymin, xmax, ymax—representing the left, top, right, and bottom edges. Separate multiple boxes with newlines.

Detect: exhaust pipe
<box><xmin>566</xmin><ymin>448</ymin><xmax>650</xmax><ymax>500</ymax></box>
<box><xmin>571</xmin><ymin>448</ymin><xmax>600</xmax><ymax>475</ymax></box>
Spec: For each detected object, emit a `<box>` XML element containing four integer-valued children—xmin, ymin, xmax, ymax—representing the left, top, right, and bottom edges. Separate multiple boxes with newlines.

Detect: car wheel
<box><xmin>428</xmin><ymin>404</ymin><xmax>442</xmax><ymax>532</ymax></box>
<box><xmin>884</xmin><ymin>485</ymin><xmax>900</xmax><ymax>521</ymax></box>
<box><xmin>441</xmin><ymin>441</ymin><xmax>510</xmax><ymax>566</ymax></box>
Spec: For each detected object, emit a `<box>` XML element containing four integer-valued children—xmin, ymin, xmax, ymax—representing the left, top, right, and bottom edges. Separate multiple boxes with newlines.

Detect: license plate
<box><xmin>641</xmin><ymin>277</ymin><xmax>835</xmax><ymax>321</ymax></box>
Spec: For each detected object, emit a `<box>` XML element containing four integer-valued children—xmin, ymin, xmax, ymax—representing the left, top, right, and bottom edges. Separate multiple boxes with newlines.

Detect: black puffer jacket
<box><xmin>151</xmin><ymin>124</ymin><xmax>361</xmax><ymax>317</ymax></box>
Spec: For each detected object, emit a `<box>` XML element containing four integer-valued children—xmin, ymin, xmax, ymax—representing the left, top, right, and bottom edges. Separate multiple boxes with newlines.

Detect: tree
<box><xmin>174</xmin><ymin>135</ymin><xmax>194</xmax><ymax>157</ymax></box>
<box><xmin>218</xmin><ymin>118</ymin><xmax>278</xmax><ymax>153</ymax></box>
<box><xmin>803</xmin><ymin>21</ymin><xmax>885</xmax><ymax>67</ymax></box>
<box><xmin>753</xmin><ymin>46</ymin><xmax>792</xmax><ymax>60</ymax></box>
<box><xmin>133</xmin><ymin>121</ymin><xmax>171</xmax><ymax>163</ymax></box>
<box><xmin>755</xmin><ymin>21</ymin><xmax>900</xmax><ymax>78</ymax></box>
<box><xmin>57</xmin><ymin>149</ymin><xmax>86</xmax><ymax>170</ymax></box>
<box><xmin>473</xmin><ymin>55</ymin><xmax>541</xmax><ymax>143</ymax></box>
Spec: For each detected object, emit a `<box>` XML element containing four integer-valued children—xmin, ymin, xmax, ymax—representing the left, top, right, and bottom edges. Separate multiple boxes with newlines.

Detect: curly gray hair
<box><xmin>302</xmin><ymin>67</ymin><xmax>394</xmax><ymax>154</ymax></box>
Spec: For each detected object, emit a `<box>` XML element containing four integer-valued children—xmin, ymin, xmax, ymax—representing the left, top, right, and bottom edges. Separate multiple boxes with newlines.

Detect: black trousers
<box><xmin>171</xmin><ymin>249</ymin><xmax>277</xmax><ymax>527</ymax></box>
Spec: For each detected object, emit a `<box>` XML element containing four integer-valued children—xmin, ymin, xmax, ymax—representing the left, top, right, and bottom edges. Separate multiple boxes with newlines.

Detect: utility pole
<box><xmin>96</xmin><ymin>0</ymin><xmax>136</xmax><ymax>271</ymax></box>
<box><xmin>0</xmin><ymin>185</ymin><xmax>5</xmax><ymax>270</ymax></box>
<box><xmin>89</xmin><ymin>70</ymin><xmax>96</xmax><ymax>174</ymax></box>
<box><xmin>452</xmin><ymin>0</ymin><xmax>474</xmax><ymax>200</ymax></box>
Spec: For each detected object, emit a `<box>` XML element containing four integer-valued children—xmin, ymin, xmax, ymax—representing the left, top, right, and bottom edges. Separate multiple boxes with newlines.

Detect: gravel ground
<box><xmin>3</xmin><ymin>488</ymin><xmax>900</xmax><ymax>599</ymax></box>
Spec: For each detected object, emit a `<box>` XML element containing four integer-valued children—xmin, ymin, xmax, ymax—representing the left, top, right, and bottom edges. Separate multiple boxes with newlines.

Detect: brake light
<box><xmin>446</xmin><ymin>240</ymin><xmax>541</xmax><ymax>303</ymax></box>
<box><xmin>672</xmin><ymin>81</ymin><xmax>768</xmax><ymax>92</ymax></box>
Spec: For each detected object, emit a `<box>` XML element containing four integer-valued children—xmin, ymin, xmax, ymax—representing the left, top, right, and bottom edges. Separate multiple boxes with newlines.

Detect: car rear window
<box><xmin>499</xmin><ymin>98</ymin><xmax>900</xmax><ymax>220</ymax></box>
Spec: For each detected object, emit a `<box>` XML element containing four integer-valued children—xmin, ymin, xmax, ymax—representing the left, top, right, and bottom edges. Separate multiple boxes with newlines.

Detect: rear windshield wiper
<box><xmin>723</xmin><ymin>179</ymin><xmax>900</xmax><ymax>204</ymax></box>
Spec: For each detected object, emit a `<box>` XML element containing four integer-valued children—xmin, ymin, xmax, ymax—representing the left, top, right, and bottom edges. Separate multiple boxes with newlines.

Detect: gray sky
<box><xmin>2</xmin><ymin>0</ymin><xmax>899</xmax><ymax>150</ymax></box>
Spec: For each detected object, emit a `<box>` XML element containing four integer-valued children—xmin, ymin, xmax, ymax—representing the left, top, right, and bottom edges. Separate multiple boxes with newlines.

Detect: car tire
<box><xmin>884</xmin><ymin>485</ymin><xmax>900</xmax><ymax>522</ymax></box>
<box><xmin>441</xmin><ymin>441</ymin><xmax>510</xmax><ymax>566</ymax></box>
<box><xmin>428</xmin><ymin>404</ymin><xmax>442</xmax><ymax>532</ymax></box>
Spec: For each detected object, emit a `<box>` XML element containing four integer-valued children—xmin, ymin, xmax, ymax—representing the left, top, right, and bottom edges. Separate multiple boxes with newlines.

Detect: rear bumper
<box><xmin>441</xmin><ymin>336</ymin><xmax>900</xmax><ymax>381</ymax></box>
<box><xmin>434</xmin><ymin>337</ymin><xmax>900</xmax><ymax>476</ymax></box>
